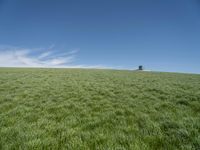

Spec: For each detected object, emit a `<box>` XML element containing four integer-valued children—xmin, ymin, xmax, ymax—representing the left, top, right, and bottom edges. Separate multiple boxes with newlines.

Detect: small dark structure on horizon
<box><xmin>138</xmin><ymin>65</ymin><xmax>143</xmax><ymax>70</ymax></box>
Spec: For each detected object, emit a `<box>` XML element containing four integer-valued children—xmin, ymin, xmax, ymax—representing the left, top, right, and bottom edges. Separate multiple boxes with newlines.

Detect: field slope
<box><xmin>0</xmin><ymin>68</ymin><xmax>200</xmax><ymax>150</ymax></box>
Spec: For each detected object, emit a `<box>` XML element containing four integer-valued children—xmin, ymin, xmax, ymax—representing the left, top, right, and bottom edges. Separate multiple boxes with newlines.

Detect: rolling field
<box><xmin>0</xmin><ymin>68</ymin><xmax>200</xmax><ymax>150</ymax></box>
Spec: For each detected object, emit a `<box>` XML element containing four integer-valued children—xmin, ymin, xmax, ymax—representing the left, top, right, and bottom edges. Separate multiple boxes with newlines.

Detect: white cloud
<box><xmin>38</xmin><ymin>51</ymin><xmax>52</xmax><ymax>59</ymax></box>
<box><xmin>0</xmin><ymin>46</ymin><xmax>116</xmax><ymax>69</ymax></box>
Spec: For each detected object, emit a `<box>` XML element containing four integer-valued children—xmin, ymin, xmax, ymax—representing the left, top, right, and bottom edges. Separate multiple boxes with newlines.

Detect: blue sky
<box><xmin>0</xmin><ymin>0</ymin><xmax>200</xmax><ymax>73</ymax></box>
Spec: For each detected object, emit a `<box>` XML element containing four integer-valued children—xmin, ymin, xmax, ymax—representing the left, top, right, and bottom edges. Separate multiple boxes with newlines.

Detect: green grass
<box><xmin>0</xmin><ymin>68</ymin><xmax>200</xmax><ymax>150</ymax></box>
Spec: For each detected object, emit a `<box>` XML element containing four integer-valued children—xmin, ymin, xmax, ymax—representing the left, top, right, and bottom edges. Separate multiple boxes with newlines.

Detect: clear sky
<box><xmin>0</xmin><ymin>0</ymin><xmax>200</xmax><ymax>73</ymax></box>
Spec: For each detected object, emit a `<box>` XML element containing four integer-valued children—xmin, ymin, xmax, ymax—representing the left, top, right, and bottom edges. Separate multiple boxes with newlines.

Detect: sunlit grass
<box><xmin>0</xmin><ymin>68</ymin><xmax>200</xmax><ymax>149</ymax></box>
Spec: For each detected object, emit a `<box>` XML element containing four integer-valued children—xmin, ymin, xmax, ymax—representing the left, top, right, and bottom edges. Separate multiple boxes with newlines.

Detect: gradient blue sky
<box><xmin>0</xmin><ymin>0</ymin><xmax>200</xmax><ymax>73</ymax></box>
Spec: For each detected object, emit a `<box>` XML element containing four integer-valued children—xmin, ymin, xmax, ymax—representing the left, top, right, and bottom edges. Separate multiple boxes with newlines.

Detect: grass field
<box><xmin>0</xmin><ymin>68</ymin><xmax>200</xmax><ymax>150</ymax></box>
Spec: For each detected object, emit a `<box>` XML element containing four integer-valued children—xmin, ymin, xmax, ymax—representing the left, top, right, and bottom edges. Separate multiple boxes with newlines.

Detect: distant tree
<box><xmin>139</xmin><ymin>65</ymin><xmax>143</xmax><ymax>70</ymax></box>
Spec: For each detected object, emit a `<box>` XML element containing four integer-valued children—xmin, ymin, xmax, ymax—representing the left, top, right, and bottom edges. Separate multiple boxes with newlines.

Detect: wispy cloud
<box><xmin>0</xmin><ymin>46</ymin><xmax>116</xmax><ymax>69</ymax></box>
<box><xmin>0</xmin><ymin>47</ymin><xmax>76</xmax><ymax>67</ymax></box>
<box><xmin>38</xmin><ymin>51</ymin><xmax>52</xmax><ymax>59</ymax></box>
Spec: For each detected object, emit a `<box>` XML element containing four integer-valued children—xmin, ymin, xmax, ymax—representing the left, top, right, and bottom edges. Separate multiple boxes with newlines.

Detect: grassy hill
<box><xmin>0</xmin><ymin>68</ymin><xmax>200</xmax><ymax>150</ymax></box>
